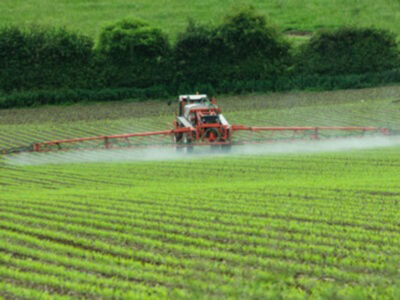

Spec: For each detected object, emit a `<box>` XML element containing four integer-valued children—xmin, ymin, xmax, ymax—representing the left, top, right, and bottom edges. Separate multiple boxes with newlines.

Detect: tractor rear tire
<box><xmin>174</xmin><ymin>133</ymin><xmax>183</xmax><ymax>144</ymax></box>
<box><xmin>184</xmin><ymin>134</ymin><xmax>194</xmax><ymax>153</ymax></box>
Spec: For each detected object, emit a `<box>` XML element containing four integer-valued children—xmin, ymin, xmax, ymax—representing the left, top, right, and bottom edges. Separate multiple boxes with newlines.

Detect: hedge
<box><xmin>0</xmin><ymin>26</ymin><xmax>94</xmax><ymax>92</ymax></box>
<box><xmin>0</xmin><ymin>86</ymin><xmax>170</xmax><ymax>108</ymax></box>
<box><xmin>2</xmin><ymin>69</ymin><xmax>400</xmax><ymax>109</ymax></box>
<box><xmin>295</xmin><ymin>27</ymin><xmax>400</xmax><ymax>75</ymax></box>
<box><xmin>0</xmin><ymin>9</ymin><xmax>399</xmax><ymax>108</ymax></box>
<box><xmin>173</xmin><ymin>9</ymin><xmax>291</xmax><ymax>86</ymax></box>
<box><xmin>97</xmin><ymin>18</ymin><xmax>172</xmax><ymax>88</ymax></box>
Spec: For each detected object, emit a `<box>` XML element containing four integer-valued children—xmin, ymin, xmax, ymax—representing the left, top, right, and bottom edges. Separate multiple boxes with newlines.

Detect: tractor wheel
<box><xmin>184</xmin><ymin>134</ymin><xmax>194</xmax><ymax>153</ymax></box>
<box><xmin>174</xmin><ymin>128</ymin><xmax>184</xmax><ymax>152</ymax></box>
<box><xmin>174</xmin><ymin>133</ymin><xmax>183</xmax><ymax>144</ymax></box>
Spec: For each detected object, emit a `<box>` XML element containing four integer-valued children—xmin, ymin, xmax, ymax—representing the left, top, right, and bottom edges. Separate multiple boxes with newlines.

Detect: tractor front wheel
<box><xmin>174</xmin><ymin>133</ymin><xmax>183</xmax><ymax>144</ymax></box>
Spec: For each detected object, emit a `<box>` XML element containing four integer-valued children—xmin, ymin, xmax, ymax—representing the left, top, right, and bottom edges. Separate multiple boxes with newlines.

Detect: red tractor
<box><xmin>173</xmin><ymin>95</ymin><xmax>232</xmax><ymax>148</ymax></box>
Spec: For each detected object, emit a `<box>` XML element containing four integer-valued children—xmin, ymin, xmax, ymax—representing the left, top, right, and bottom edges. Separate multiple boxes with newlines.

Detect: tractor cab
<box><xmin>174</xmin><ymin>94</ymin><xmax>232</xmax><ymax>146</ymax></box>
<box><xmin>180</xmin><ymin>95</ymin><xmax>220</xmax><ymax>127</ymax></box>
<box><xmin>178</xmin><ymin>94</ymin><xmax>210</xmax><ymax>117</ymax></box>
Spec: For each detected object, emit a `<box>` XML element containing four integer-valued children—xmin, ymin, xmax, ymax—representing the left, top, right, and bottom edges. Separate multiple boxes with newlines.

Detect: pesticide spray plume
<box><xmin>5</xmin><ymin>135</ymin><xmax>400</xmax><ymax>166</ymax></box>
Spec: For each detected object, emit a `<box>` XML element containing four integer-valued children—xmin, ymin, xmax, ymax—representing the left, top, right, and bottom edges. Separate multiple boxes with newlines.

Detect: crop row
<box><xmin>3</xmin><ymin>154</ymin><xmax>399</xmax><ymax>190</ymax></box>
<box><xmin>0</xmin><ymin>116</ymin><xmax>170</xmax><ymax>149</ymax></box>
<box><xmin>0</xmin><ymin>207</ymin><xmax>397</xmax><ymax>299</ymax></box>
<box><xmin>1</xmin><ymin>185</ymin><xmax>399</xmax><ymax>242</ymax></box>
<box><xmin>0</xmin><ymin>219</ymin><xmax>391</xmax><ymax>295</ymax></box>
<box><xmin>0</xmin><ymin>205</ymin><xmax>398</xmax><ymax>284</ymax></box>
<box><xmin>1</xmin><ymin>197</ymin><xmax>399</xmax><ymax>256</ymax></box>
<box><xmin>1</xmin><ymin>171</ymin><xmax>399</xmax><ymax>234</ymax></box>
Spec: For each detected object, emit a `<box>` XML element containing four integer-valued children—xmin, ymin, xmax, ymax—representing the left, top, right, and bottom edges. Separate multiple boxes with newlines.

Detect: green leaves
<box><xmin>296</xmin><ymin>27</ymin><xmax>400</xmax><ymax>76</ymax></box>
<box><xmin>96</xmin><ymin>18</ymin><xmax>172</xmax><ymax>89</ymax></box>
<box><xmin>173</xmin><ymin>9</ymin><xmax>291</xmax><ymax>86</ymax></box>
<box><xmin>98</xmin><ymin>18</ymin><xmax>169</xmax><ymax>62</ymax></box>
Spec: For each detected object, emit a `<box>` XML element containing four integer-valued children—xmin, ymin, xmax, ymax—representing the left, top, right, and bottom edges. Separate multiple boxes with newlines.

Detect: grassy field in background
<box><xmin>1</xmin><ymin>0</ymin><xmax>400</xmax><ymax>41</ymax></box>
<box><xmin>1</xmin><ymin>86</ymin><xmax>400</xmax><ymax>298</ymax></box>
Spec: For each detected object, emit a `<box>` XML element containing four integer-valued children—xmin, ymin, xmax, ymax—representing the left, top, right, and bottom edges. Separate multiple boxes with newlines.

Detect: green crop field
<box><xmin>1</xmin><ymin>86</ymin><xmax>400</xmax><ymax>298</ymax></box>
<box><xmin>1</xmin><ymin>0</ymin><xmax>400</xmax><ymax>41</ymax></box>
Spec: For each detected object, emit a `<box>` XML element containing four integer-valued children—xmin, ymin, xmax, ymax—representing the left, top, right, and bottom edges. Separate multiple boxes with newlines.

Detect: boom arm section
<box><xmin>231</xmin><ymin>125</ymin><xmax>389</xmax><ymax>140</ymax></box>
<box><xmin>32</xmin><ymin>129</ymin><xmax>196</xmax><ymax>152</ymax></box>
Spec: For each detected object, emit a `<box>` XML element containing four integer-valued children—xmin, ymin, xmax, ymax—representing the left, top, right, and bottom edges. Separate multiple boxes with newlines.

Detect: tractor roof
<box><xmin>179</xmin><ymin>95</ymin><xmax>208</xmax><ymax>102</ymax></box>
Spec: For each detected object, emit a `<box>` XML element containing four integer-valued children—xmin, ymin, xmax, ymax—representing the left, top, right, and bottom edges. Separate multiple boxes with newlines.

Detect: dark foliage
<box><xmin>174</xmin><ymin>9</ymin><xmax>291</xmax><ymax>86</ymax></box>
<box><xmin>97</xmin><ymin>18</ymin><xmax>172</xmax><ymax>88</ymax></box>
<box><xmin>296</xmin><ymin>27</ymin><xmax>400</xmax><ymax>75</ymax></box>
<box><xmin>173</xmin><ymin>20</ymin><xmax>222</xmax><ymax>86</ymax></box>
<box><xmin>216</xmin><ymin>8</ymin><xmax>291</xmax><ymax>80</ymax></box>
<box><xmin>0</xmin><ymin>12</ymin><xmax>400</xmax><ymax>108</ymax></box>
<box><xmin>0</xmin><ymin>26</ymin><xmax>94</xmax><ymax>91</ymax></box>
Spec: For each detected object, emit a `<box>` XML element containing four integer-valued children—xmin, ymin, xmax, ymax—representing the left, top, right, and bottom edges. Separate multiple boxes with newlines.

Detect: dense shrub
<box><xmin>295</xmin><ymin>27</ymin><xmax>400</xmax><ymax>75</ymax></box>
<box><xmin>97</xmin><ymin>18</ymin><xmax>172</xmax><ymax>88</ymax></box>
<box><xmin>173</xmin><ymin>20</ymin><xmax>222</xmax><ymax>87</ymax></box>
<box><xmin>216</xmin><ymin>8</ymin><xmax>291</xmax><ymax>80</ymax></box>
<box><xmin>174</xmin><ymin>9</ymin><xmax>291</xmax><ymax>88</ymax></box>
<box><xmin>0</xmin><ymin>26</ymin><xmax>94</xmax><ymax>91</ymax></box>
<box><xmin>0</xmin><ymin>86</ymin><xmax>171</xmax><ymax>108</ymax></box>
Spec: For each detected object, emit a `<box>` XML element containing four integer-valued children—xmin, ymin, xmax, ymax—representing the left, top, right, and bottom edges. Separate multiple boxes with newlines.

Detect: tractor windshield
<box><xmin>188</xmin><ymin>97</ymin><xmax>209</xmax><ymax>104</ymax></box>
